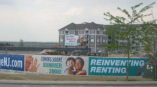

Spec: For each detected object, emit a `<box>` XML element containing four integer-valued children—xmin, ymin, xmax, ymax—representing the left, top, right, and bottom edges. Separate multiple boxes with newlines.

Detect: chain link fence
<box><xmin>143</xmin><ymin>58</ymin><xmax>157</xmax><ymax>80</ymax></box>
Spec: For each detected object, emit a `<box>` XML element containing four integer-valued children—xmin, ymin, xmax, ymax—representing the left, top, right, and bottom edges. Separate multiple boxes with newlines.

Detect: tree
<box><xmin>103</xmin><ymin>2</ymin><xmax>156</xmax><ymax>80</ymax></box>
<box><xmin>19</xmin><ymin>39</ymin><xmax>24</xmax><ymax>47</ymax></box>
<box><xmin>104</xmin><ymin>2</ymin><xmax>155</xmax><ymax>57</ymax></box>
<box><xmin>141</xmin><ymin>21</ymin><xmax>157</xmax><ymax>55</ymax></box>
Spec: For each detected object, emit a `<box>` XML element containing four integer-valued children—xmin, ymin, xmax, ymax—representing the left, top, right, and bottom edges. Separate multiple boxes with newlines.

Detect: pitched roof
<box><xmin>59</xmin><ymin>22</ymin><xmax>105</xmax><ymax>31</ymax></box>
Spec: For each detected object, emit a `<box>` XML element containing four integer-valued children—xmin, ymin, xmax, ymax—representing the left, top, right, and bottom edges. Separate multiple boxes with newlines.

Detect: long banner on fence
<box><xmin>0</xmin><ymin>54</ymin><xmax>149</xmax><ymax>76</ymax></box>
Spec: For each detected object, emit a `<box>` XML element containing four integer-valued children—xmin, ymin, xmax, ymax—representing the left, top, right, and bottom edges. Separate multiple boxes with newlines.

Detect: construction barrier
<box><xmin>0</xmin><ymin>54</ymin><xmax>148</xmax><ymax>76</ymax></box>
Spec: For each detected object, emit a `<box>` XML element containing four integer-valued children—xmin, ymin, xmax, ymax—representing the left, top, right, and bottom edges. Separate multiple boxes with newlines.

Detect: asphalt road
<box><xmin>0</xmin><ymin>84</ymin><xmax>157</xmax><ymax>87</ymax></box>
<box><xmin>0</xmin><ymin>80</ymin><xmax>157</xmax><ymax>87</ymax></box>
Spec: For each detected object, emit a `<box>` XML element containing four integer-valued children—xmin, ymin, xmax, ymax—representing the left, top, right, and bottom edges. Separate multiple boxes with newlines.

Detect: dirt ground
<box><xmin>0</xmin><ymin>50</ymin><xmax>146</xmax><ymax>58</ymax></box>
<box><xmin>0</xmin><ymin>51</ymin><xmax>41</xmax><ymax>55</ymax></box>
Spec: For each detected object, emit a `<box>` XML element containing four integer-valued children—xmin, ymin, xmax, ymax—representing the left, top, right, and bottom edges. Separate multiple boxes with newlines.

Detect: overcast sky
<box><xmin>0</xmin><ymin>0</ymin><xmax>157</xmax><ymax>42</ymax></box>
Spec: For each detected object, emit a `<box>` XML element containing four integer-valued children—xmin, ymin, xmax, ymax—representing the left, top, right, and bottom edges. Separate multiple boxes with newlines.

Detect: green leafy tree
<box><xmin>104</xmin><ymin>2</ymin><xmax>155</xmax><ymax>57</ymax></box>
<box><xmin>19</xmin><ymin>39</ymin><xmax>24</xmax><ymax>47</ymax></box>
<box><xmin>103</xmin><ymin>2</ymin><xmax>156</xmax><ymax>79</ymax></box>
<box><xmin>142</xmin><ymin>21</ymin><xmax>157</xmax><ymax>52</ymax></box>
<box><xmin>141</xmin><ymin>20</ymin><xmax>157</xmax><ymax>60</ymax></box>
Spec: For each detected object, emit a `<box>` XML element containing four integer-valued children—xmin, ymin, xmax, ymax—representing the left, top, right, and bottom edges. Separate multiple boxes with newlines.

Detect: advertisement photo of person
<box><xmin>25</xmin><ymin>55</ymin><xmax>40</xmax><ymax>72</ymax></box>
<box><xmin>64</xmin><ymin>57</ymin><xmax>86</xmax><ymax>75</ymax></box>
<box><xmin>75</xmin><ymin>57</ymin><xmax>86</xmax><ymax>75</ymax></box>
<box><xmin>64</xmin><ymin>57</ymin><xmax>76</xmax><ymax>75</ymax></box>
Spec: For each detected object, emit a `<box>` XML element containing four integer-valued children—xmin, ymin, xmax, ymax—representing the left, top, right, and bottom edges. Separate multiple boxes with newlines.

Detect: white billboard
<box><xmin>65</xmin><ymin>35</ymin><xmax>79</xmax><ymax>46</ymax></box>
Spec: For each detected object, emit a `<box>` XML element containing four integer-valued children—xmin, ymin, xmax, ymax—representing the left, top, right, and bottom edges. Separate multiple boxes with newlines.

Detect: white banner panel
<box><xmin>65</xmin><ymin>35</ymin><xmax>79</xmax><ymax>46</ymax></box>
<box><xmin>63</xmin><ymin>56</ymin><xmax>88</xmax><ymax>75</ymax></box>
<box><xmin>25</xmin><ymin>55</ymin><xmax>88</xmax><ymax>75</ymax></box>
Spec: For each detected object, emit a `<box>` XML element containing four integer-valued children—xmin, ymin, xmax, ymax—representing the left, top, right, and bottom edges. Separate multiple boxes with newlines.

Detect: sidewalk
<box><xmin>0</xmin><ymin>80</ymin><xmax>156</xmax><ymax>86</ymax></box>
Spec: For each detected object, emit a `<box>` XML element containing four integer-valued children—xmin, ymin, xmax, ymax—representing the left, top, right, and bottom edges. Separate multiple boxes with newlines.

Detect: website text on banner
<box><xmin>25</xmin><ymin>55</ymin><xmax>88</xmax><ymax>75</ymax></box>
<box><xmin>0</xmin><ymin>54</ymin><xmax>24</xmax><ymax>71</ymax></box>
<box><xmin>88</xmin><ymin>57</ymin><xmax>148</xmax><ymax>76</ymax></box>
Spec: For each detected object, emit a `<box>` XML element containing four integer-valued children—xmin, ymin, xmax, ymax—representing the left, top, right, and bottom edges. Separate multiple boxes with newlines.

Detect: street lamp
<box><xmin>85</xmin><ymin>28</ymin><xmax>89</xmax><ymax>48</ymax></box>
<box><xmin>94</xmin><ymin>28</ymin><xmax>100</xmax><ymax>53</ymax></box>
<box><xmin>64</xmin><ymin>28</ymin><xmax>69</xmax><ymax>48</ymax></box>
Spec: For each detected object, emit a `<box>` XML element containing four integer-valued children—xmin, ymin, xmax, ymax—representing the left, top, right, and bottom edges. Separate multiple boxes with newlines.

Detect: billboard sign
<box><xmin>65</xmin><ymin>35</ymin><xmax>79</xmax><ymax>46</ymax></box>
<box><xmin>0</xmin><ymin>54</ymin><xmax>24</xmax><ymax>71</ymax></box>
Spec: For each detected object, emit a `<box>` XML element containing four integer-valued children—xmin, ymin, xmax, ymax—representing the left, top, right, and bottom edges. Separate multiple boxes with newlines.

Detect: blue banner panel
<box><xmin>0</xmin><ymin>54</ymin><xmax>24</xmax><ymax>71</ymax></box>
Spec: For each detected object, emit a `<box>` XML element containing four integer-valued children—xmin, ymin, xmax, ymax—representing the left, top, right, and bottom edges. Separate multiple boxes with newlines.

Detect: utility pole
<box><xmin>95</xmin><ymin>29</ymin><xmax>97</xmax><ymax>53</ymax></box>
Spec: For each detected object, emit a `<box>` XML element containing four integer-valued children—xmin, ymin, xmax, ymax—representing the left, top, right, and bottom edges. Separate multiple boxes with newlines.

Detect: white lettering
<box><xmin>102</xmin><ymin>67</ymin><xmax>108</xmax><ymax>73</ymax></box>
<box><xmin>133</xmin><ymin>60</ymin><xmax>139</xmax><ymax>66</ymax></box>
<box><xmin>96</xmin><ymin>67</ymin><xmax>102</xmax><ymax>73</ymax></box>
<box><xmin>140</xmin><ymin>60</ymin><xmax>145</xmax><ymax>67</ymax></box>
<box><xmin>4</xmin><ymin>57</ymin><xmax>9</xmax><ymax>67</ymax></box>
<box><xmin>113</xmin><ymin>68</ymin><xmax>121</xmax><ymax>73</ymax></box>
<box><xmin>102</xmin><ymin>60</ymin><xmax>110</xmax><ymax>66</ymax></box>
<box><xmin>115</xmin><ymin>60</ymin><xmax>120</xmax><ymax>66</ymax></box>
<box><xmin>111</xmin><ymin>60</ymin><xmax>116</xmax><ymax>66</ymax></box>
<box><xmin>96</xmin><ymin>60</ymin><xmax>102</xmax><ymax>65</ymax></box>
<box><xmin>108</xmin><ymin>67</ymin><xmax>112</xmax><ymax>73</ymax></box>
<box><xmin>120</xmin><ymin>60</ymin><xmax>127</xmax><ymax>66</ymax></box>
<box><xmin>90</xmin><ymin>59</ymin><xmax>96</xmax><ymax>65</ymax></box>
<box><xmin>121</xmin><ymin>68</ymin><xmax>126</xmax><ymax>73</ymax></box>
<box><xmin>90</xmin><ymin>67</ymin><xmax>96</xmax><ymax>72</ymax></box>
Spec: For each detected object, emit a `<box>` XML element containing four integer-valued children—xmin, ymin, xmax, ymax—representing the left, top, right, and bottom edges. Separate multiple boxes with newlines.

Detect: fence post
<box><xmin>154</xmin><ymin>63</ymin><xmax>157</xmax><ymax>80</ymax></box>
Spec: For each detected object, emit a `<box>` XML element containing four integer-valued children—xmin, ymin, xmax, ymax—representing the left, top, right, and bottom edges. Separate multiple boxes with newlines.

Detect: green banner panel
<box><xmin>88</xmin><ymin>57</ymin><xmax>148</xmax><ymax>76</ymax></box>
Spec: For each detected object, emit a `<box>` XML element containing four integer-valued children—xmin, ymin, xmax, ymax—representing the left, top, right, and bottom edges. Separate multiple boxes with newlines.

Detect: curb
<box><xmin>0</xmin><ymin>80</ymin><xmax>157</xmax><ymax>86</ymax></box>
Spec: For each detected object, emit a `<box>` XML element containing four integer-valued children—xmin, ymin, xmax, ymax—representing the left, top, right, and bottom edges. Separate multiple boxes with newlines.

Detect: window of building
<box><xmin>90</xmin><ymin>30</ymin><xmax>95</xmax><ymax>34</ymax></box>
<box><xmin>69</xmin><ymin>30</ymin><xmax>74</xmax><ymax>34</ymax></box>
<box><xmin>60</xmin><ymin>36</ymin><xmax>64</xmax><ymax>42</ymax></box>
<box><xmin>97</xmin><ymin>38</ymin><xmax>100</xmax><ymax>42</ymax></box>
<box><xmin>91</xmin><ymin>39</ymin><xmax>94</xmax><ymax>42</ymax></box>
<box><xmin>78</xmin><ymin>30</ymin><xmax>84</xmax><ymax>34</ymax></box>
<box><xmin>75</xmin><ymin>30</ymin><xmax>78</xmax><ymax>35</ymax></box>
<box><xmin>60</xmin><ymin>31</ymin><xmax>64</xmax><ymax>34</ymax></box>
<box><xmin>85</xmin><ymin>30</ymin><xmax>88</xmax><ymax>34</ymax></box>
<box><xmin>103</xmin><ymin>39</ymin><xmax>106</xmax><ymax>43</ymax></box>
<box><xmin>81</xmin><ymin>30</ymin><xmax>84</xmax><ymax>34</ymax></box>
<box><xmin>64</xmin><ymin>31</ymin><xmax>69</xmax><ymax>34</ymax></box>
<box><xmin>97</xmin><ymin>30</ymin><xmax>100</xmax><ymax>34</ymax></box>
<box><xmin>100</xmin><ymin>37</ymin><xmax>102</xmax><ymax>43</ymax></box>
